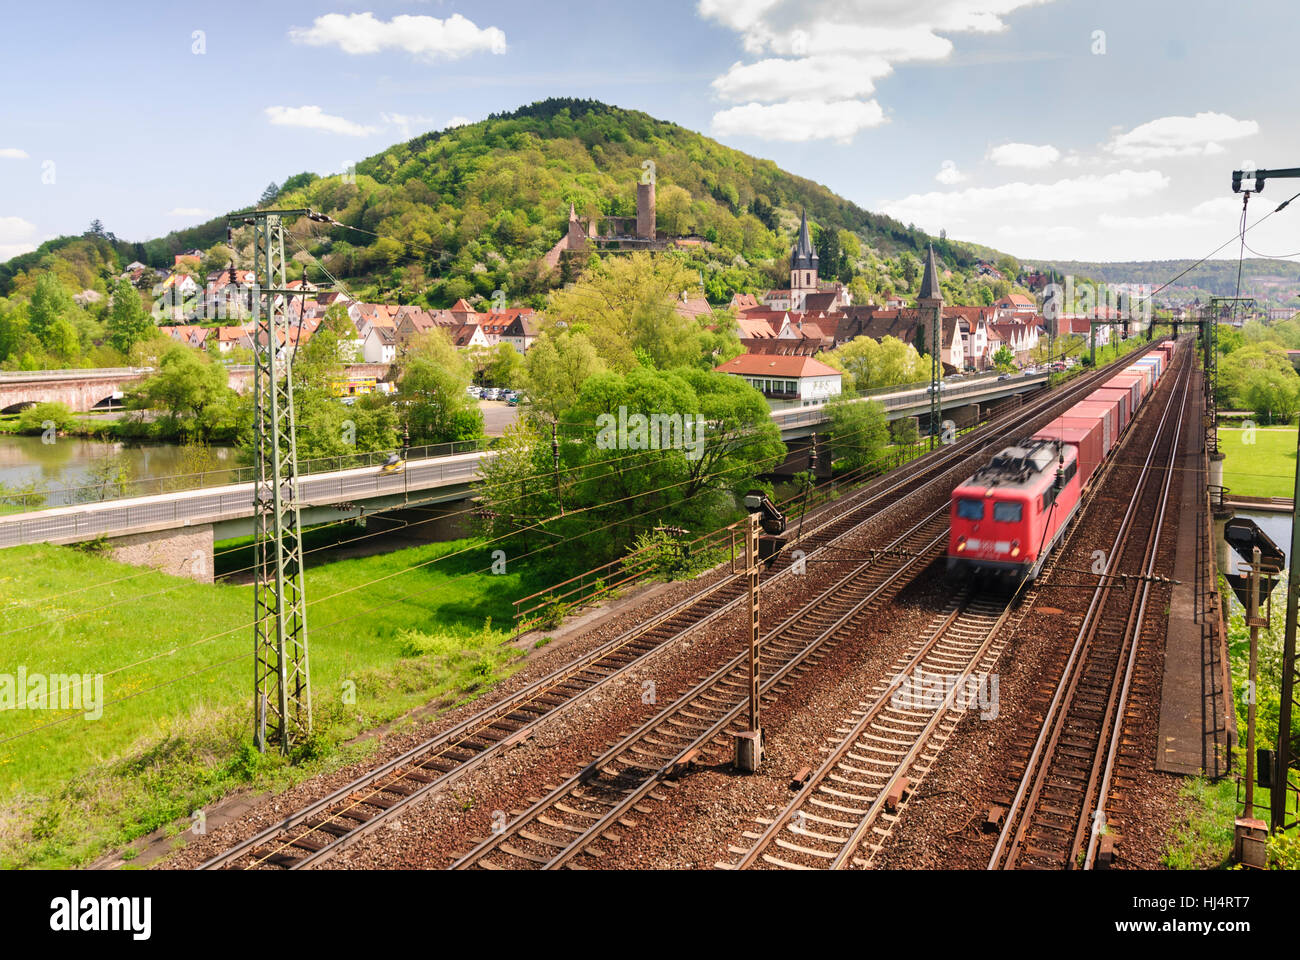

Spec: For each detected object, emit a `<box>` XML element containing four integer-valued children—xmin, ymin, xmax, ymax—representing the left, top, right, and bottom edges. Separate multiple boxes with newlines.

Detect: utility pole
<box><xmin>734</xmin><ymin>513</ymin><xmax>762</xmax><ymax>772</ymax></box>
<box><xmin>1229</xmin><ymin>165</ymin><xmax>1300</xmax><ymax>833</ymax></box>
<box><xmin>1234</xmin><ymin>547</ymin><xmax>1267</xmax><ymax>867</ymax></box>
<box><xmin>918</xmin><ymin>245</ymin><xmax>943</xmax><ymax>451</ymax></box>
<box><xmin>237</xmin><ymin>209</ymin><xmax>318</xmax><ymax>754</ymax></box>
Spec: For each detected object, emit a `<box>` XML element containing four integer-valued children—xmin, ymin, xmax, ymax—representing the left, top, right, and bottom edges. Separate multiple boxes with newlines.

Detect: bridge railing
<box><xmin>0</xmin><ymin>367</ymin><xmax>155</xmax><ymax>381</ymax></box>
<box><xmin>1</xmin><ymin>437</ymin><xmax>491</xmax><ymax>514</ymax></box>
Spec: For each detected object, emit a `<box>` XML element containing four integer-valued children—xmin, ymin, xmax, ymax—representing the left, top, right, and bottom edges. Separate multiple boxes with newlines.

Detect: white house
<box><xmin>363</xmin><ymin>327</ymin><xmax>398</xmax><ymax>364</ymax></box>
<box><xmin>714</xmin><ymin>354</ymin><xmax>843</xmax><ymax>409</ymax></box>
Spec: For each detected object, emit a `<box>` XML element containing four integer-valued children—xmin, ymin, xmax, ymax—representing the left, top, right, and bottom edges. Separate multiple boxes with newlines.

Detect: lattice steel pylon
<box><xmin>238</xmin><ymin>210</ymin><xmax>313</xmax><ymax>754</ymax></box>
<box><xmin>1205</xmin><ymin>297</ymin><xmax>1254</xmax><ymax>459</ymax></box>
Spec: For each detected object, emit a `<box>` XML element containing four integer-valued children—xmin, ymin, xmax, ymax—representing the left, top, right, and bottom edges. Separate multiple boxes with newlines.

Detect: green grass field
<box><xmin>1218</xmin><ymin>427</ymin><xmax>1298</xmax><ymax>499</ymax></box>
<box><xmin>0</xmin><ymin>534</ymin><xmax>549</xmax><ymax>867</ymax></box>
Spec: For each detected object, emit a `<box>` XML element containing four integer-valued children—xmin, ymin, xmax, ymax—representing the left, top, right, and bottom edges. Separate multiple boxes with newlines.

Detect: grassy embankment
<box><xmin>1218</xmin><ymin>426</ymin><xmax>1298</xmax><ymax>499</ymax></box>
<box><xmin>1163</xmin><ymin>584</ymin><xmax>1300</xmax><ymax>869</ymax></box>
<box><xmin>0</xmin><ymin>532</ymin><xmax>547</xmax><ymax>868</ymax></box>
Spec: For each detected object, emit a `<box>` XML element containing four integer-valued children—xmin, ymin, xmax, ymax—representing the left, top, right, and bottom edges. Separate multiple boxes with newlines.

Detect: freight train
<box><xmin>947</xmin><ymin>339</ymin><xmax>1178</xmax><ymax>581</ymax></box>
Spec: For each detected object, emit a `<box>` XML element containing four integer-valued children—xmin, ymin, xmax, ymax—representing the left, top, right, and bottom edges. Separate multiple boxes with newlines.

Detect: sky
<box><xmin>2</xmin><ymin>0</ymin><xmax>1298</xmax><ymax>266</ymax></box>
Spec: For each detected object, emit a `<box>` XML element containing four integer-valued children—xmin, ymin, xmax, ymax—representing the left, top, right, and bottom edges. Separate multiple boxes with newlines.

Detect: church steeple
<box><xmin>790</xmin><ymin>209</ymin><xmax>819</xmax><ymax>307</ymax></box>
<box><xmin>791</xmin><ymin>209</ymin><xmax>818</xmax><ymax>273</ymax></box>
<box><xmin>918</xmin><ymin>243</ymin><xmax>943</xmax><ymax>306</ymax></box>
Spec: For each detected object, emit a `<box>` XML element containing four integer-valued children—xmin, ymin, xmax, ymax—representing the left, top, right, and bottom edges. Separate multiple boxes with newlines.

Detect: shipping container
<box><xmin>1090</xmin><ymin>387</ymin><xmax>1133</xmax><ymax>431</ymax></box>
<box><xmin>1034</xmin><ymin>417</ymin><xmax>1106</xmax><ymax>488</ymax></box>
<box><xmin>1108</xmin><ymin>372</ymin><xmax>1146</xmax><ymax>408</ymax></box>
<box><xmin>1067</xmin><ymin>400</ymin><xmax>1117</xmax><ymax>452</ymax></box>
<box><xmin>1122</xmin><ymin>364</ymin><xmax>1155</xmax><ymax>395</ymax></box>
<box><xmin>1134</xmin><ymin>355</ymin><xmax>1162</xmax><ymax>381</ymax></box>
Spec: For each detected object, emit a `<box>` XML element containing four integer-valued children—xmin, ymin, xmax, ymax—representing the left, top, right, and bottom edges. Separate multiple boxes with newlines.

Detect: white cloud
<box><xmin>700</xmin><ymin>0</ymin><xmax>1050</xmax><ymax>142</ymax></box>
<box><xmin>448</xmin><ymin>116</ymin><xmax>472</xmax><ymax>128</ymax></box>
<box><xmin>883</xmin><ymin>169</ymin><xmax>1169</xmax><ymax>236</ymax></box>
<box><xmin>1108</xmin><ymin>112</ymin><xmax>1259</xmax><ymax>160</ymax></box>
<box><xmin>168</xmin><ymin>207</ymin><xmax>213</xmax><ymax>218</ymax></box>
<box><xmin>699</xmin><ymin>0</ymin><xmax>1049</xmax><ymax>57</ymax></box>
<box><xmin>265</xmin><ymin>105</ymin><xmax>377</xmax><ymax>137</ymax></box>
<box><xmin>988</xmin><ymin>142</ymin><xmax>1060</xmax><ymax>168</ymax></box>
<box><xmin>0</xmin><ymin>216</ymin><xmax>38</xmax><ymax>260</ymax></box>
<box><xmin>382</xmin><ymin>112</ymin><xmax>436</xmax><ymax>139</ymax></box>
<box><xmin>936</xmin><ymin>160</ymin><xmax>966</xmax><ymax>184</ymax></box>
<box><xmin>1096</xmin><ymin>196</ymin><xmax>1242</xmax><ymax>232</ymax></box>
<box><xmin>289</xmin><ymin>12</ymin><xmax>506</xmax><ymax>60</ymax></box>
<box><xmin>711</xmin><ymin>99</ymin><xmax>886</xmax><ymax>143</ymax></box>
<box><xmin>0</xmin><ymin>148</ymin><xmax>28</xmax><ymax>160</ymax></box>
<box><xmin>712</xmin><ymin>55</ymin><xmax>892</xmax><ymax>102</ymax></box>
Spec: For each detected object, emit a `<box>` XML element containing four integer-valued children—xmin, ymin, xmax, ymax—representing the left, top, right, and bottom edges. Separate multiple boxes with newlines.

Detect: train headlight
<box><xmin>1011</xmin><ymin>540</ymin><xmax>1021</xmax><ymax>559</ymax></box>
<box><xmin>956</xmin><ymin>538</ymin><xmax>967</xmax><ymax>553</ymax></box>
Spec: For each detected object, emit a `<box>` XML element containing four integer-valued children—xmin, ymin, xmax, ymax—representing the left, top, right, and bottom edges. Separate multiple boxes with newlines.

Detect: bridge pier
<box><xmin>949</xmin><ymin>403</ymin><xmax>980</xmax><ymax>430</ymax></box>
<box><xmin>366</xmin><ymin>501</ymin><xmax>475</xmax><ymax>543</ymax></box>
<box><xmin>105</xmin><ymin>523</ymin><xmax>214</xmax><ymax>583</ymax></box>
<box><xmin>770</xmin><ymin>435</ymin><xmax>832</xmax><ymax>478</ymax></box>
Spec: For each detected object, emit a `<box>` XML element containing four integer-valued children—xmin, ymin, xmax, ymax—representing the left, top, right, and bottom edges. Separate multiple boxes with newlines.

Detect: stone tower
<box><xmin>636</xmin><ymin>181</ymin><xmax>656</xmax><ymax>240</ymax></box>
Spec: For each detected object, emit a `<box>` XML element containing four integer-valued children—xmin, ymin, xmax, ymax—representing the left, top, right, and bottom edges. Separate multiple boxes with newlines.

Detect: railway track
<box><xmin>450</xmin><ymin>508</ymin><xmax>950</xmax><ymax>869</ymax></box>
<box><xmin>989</xmin><ymin>344</ymin><xmax>1190</xmax><ymax>871</ymax></box>
<box><xmin>198</xmin><ymin>344</ymin><xmax>1169</xmax><ymax>871</ymax></box>
<box><xmin>722</xmin><ymin>590</ymin><xmax>1024</xmax><ymax>869</ymax></box>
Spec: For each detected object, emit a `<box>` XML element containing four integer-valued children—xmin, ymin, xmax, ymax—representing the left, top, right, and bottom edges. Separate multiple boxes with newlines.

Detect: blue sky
<box><xmin>2</xmin><ymin>0</ymin><xmax>1297</xmax><ymax>264</ymax></box>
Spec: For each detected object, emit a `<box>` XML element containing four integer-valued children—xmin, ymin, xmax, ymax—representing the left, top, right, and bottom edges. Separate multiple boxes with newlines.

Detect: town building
<box><xmin>714</xmin><ymin>354</ymin><xmax>843</xmax><ymax>408</ymax></box>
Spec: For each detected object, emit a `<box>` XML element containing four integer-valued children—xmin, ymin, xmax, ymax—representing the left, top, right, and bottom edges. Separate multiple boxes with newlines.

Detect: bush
<box><xmin>17</xmin><ymin>402</ymin><xmax>75</xmax><ymax>434</ymax></box>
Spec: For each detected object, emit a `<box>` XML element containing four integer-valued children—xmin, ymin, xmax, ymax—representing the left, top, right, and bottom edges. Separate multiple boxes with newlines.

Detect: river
<box><xmin>0</xmin><ymin>435</ymin><xmax>240</xmax><ymax>507</ymax></box>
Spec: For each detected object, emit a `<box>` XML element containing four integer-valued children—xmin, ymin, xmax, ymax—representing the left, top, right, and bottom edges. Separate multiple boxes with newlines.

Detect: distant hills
<box><xmin>1025</xmin><ymin>257</ymin><xmax>1300</xmax><ymax>309</ymax></box>
<box><xmin>0</xmin><ymin>99</ymin><xmax>997</xmax><ymax>307</ymax></box>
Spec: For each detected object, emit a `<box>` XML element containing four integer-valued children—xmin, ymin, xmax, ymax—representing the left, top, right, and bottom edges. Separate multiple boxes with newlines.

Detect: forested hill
<box><xmin>0</xmin><ymin>98</ymin><xmax>1005</xmax><ymax>308</ymax></box>
<box><xmin>1024</xmin><ymin>257</ymin><xmax>1300</xmax><ymax>308</ymax></box>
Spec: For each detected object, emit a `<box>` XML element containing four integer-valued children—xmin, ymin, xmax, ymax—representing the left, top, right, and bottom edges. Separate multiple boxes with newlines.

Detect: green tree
<box><xmin>827</xmin><ymin>397</ymin><xmax>890</xmax><ymax>472</ymax></box>
<box><xmin>482</xmin><ymin>342</ymin><xmax>525</xmax><ymax>388</ymax></box>
<box><xmin>523</xmin><ymin>329</ymin><xmax>606</xmax><ymax>423</ymax></box>
<box><xmin>27</xmin><ymin>273</ymin><xmax>78</xmax><ymax>357</ymax></box>
<box><xmin>400</xmin><ymin>329</ymin><xmax>483</xmax><ymax>444</ymax></box>
<box><xmin>128</xmin><ymin>346</ymin><xmax>235</xmax><ymax>438</ymax></box>
<box><xmin>992</xmin><ymin>345</ymin><xmax>1016</xmax><ymax>372</ymax></box>
<box><xmin>106</xmin><ymin>278</ymin><xmax>153</xmax><ymax>354</ymax></box>
<box><xmin>547</xmin><ymin>252</ymin><xmax>708</xmax><ymax>371</ymax></box>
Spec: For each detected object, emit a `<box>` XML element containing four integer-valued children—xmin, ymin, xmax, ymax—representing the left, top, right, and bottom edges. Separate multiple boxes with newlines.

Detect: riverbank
<box><xmin>0</xmin><ymin>533</ymin><xmax>556</xmax><ymax>868</ymax></box>
<box><xmin>1219</xmin><ymin>427</ymin><xmax>1298</xmax><ymax>499</ymax></box>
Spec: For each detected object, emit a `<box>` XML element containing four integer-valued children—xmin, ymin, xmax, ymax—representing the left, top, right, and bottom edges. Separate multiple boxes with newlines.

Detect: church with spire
<box><xmin>762</xmin><ymin>209</ymin><xmax>851</xmax><ymax>313</ymax></box>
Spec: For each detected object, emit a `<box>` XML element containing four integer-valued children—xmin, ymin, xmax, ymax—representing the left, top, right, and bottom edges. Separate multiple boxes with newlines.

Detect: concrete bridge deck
<box><xmin>0</xmin><ymin>369</ymin><xmax>1051</xmax><ymax>579</ymax></box>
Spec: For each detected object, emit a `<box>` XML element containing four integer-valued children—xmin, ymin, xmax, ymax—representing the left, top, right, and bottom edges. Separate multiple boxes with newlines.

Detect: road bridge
<box><xmin>0</xmin><ymin>370</ymin><xmax>1050</xmax><ymax>578</ymax></box>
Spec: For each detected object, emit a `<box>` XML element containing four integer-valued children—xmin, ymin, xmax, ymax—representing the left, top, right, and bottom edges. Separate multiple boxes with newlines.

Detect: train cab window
<box><xmin>957</xmin><ymin>499</ymin><xmax>985</xmax><ymax>521</ymax></box>
<box><xmin>1043</xmin><ymin>486</ymin><xmax>1057</xmax><ymax>511</ymax></box>
<box><xmin>993</xmin><ymin>501</ymin><xmax>1023</xmax><ymax>523</ymax></box>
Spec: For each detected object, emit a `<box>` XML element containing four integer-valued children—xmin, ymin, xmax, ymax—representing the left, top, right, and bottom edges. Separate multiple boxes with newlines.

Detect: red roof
<box><xmin>715</xmin><ymin>355</ymin><xmax>842</xmax><ymax>379</ymax></box>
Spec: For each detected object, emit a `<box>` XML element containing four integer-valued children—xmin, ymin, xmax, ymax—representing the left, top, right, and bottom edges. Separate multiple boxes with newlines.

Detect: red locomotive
<box><xmin>948</xmin><ymin>438</ymin><xmax>1081</xmax><ymax>580</ymax></box>
<box><xmin>947</xmin><ymin>339</ymin><xmax>1177</xmax><ymax>581</ymax></box>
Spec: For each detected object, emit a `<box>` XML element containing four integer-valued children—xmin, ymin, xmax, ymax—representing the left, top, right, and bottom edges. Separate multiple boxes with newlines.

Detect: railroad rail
<box><xmin>989</xmin><ymin>342</ymin><xmax>1190</xmax><ymax>871</ymax></box>
<box><xmin>197</xmin><ymin>343</ymin><xmax>1169</xmax><ymax>871</ymax></box>
<box><xmin>450</xmin><ymin>508</ymin><xmax>951</xmax><ymax>869</ymax></box>
<box><xmin>723</xmin><ymin>590</ymin><xmax>1024</xmax><ymax>869</ymax></box>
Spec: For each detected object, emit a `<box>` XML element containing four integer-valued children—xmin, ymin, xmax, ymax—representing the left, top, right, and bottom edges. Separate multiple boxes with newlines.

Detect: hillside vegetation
<box><xmin>0</xmin><ymin>99</ymin><xmax>1028</xmax><ymax>353</ymax></box>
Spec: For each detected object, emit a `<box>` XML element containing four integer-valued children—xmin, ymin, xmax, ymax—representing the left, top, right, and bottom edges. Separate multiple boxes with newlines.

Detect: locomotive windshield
<box><xmin>957</xmin><ymin>499</ymin><xmax>985</xmax><ymax>521</ymax></box>
<box><xmin>993</xmin><ymin>501</ymin><xmax>1023</xmax><ymax>523</ymax></box>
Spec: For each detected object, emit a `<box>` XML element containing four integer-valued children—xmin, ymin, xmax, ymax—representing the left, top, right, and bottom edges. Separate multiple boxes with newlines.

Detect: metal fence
<box><xmin>0</xmin><ymin>450</ymin><xmax>489</xmax><ymax>548</ymax></box>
